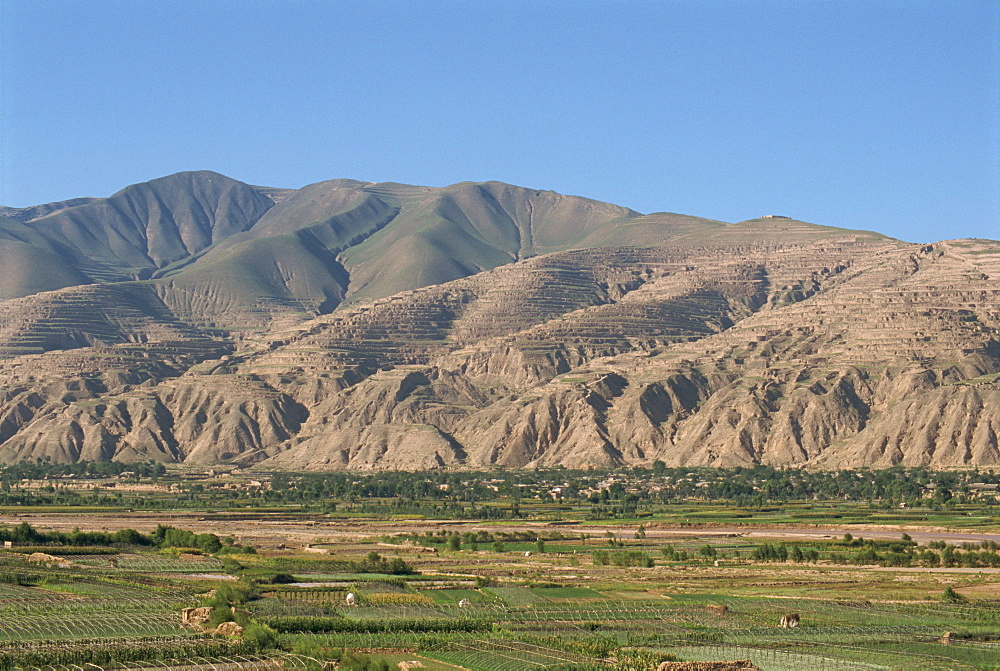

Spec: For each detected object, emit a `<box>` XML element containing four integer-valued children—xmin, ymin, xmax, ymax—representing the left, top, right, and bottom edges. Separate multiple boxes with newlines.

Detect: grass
<box><xmin>486</xmin><ymin>587</ymin><xmax>550</xmax><ymax>606</ymax></box>
<box><xmin>425</xmin><ymin>588</ymin><xmax>488</xmax><ymax>604</ymax></box>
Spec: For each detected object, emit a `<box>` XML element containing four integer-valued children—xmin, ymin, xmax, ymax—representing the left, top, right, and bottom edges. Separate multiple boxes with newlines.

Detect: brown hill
<box><xmin>1</xmin><ymin>173</ymin><xmax>997</xmax><ymax>469</ymax></box>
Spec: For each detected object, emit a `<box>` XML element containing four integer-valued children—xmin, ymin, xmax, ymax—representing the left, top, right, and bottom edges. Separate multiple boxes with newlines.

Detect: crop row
<box><xmin>424</xmin><ymin>639</ymin><xmax>603</xmax><ymax>671</ymax></box>
<box><xmin>0</xmin><ymin>634</ymin><xmax>262</xmax><ymax>668</ymax></box>
<box><xmin>261</xmin><ymin>616</ymin><xmax>493</xmax><ymax>634</ymax></box>
<box><xmin>0</xmin><ymin>613</ymin><xmax>183</xmax><ymax>641</ymax></box>
<box><xmin>0</xmin><ymin>595</ymin><xmax>184</xmax><ymax>615</ymax></box>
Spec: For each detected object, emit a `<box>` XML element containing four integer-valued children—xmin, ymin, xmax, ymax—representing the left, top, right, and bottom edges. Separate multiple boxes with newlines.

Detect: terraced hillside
<box><xmin>0</xmin><ymin>172</ymin><xmax>998</xmax><ymax>469</ymax></box>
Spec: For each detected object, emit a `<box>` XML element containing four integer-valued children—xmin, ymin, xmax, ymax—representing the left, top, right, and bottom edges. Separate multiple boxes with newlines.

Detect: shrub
<box><xmin>220</xmin><ymin>558</ymin><xmax>243</xmax><ymax>575</ymax></box>
<box><xmin>350</xmin><ymin>552</ymin><xmax>416</xmax><ymax>575</ymax></box>
<box><xmin>592</xmin><ymin>550</ymin><xmax>652</xmax><ymax>567</ymax></box>
<box><xmin>942</xmin><ymin>586</ymin><xmax>966</xmax><ymax>603</ymax></box>
<box><xmin>242</xmin><ymin>623</ymin><xmax>278</xmax><ymax>650</ymax></box>
<box><xmin>217</xmin><ymin>544</ymin><xmax>257</xmax><ymax>555</ymax></box>
<box><xmin>251</xmin><ymin>572</ymin><xmax>297</xmax><ymax>585</ymax></box>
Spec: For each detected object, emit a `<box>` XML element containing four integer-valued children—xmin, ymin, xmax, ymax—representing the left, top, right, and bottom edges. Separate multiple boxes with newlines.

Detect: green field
<box><xmin>2</xmin><ymin>462</ymin><xmax>1000</xmax><ymax>668</ymax></box>
<box><xmin>2</xmin><ymin>521</ymin><xmax>1000</xmax><ymax>670</ymax></box>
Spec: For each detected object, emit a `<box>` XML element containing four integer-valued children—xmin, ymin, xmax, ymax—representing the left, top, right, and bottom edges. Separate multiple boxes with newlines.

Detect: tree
<box><xmin>196</xmin><ymin>533</ymin><xmax>222</xmax><ymax>553</ymax></box>
<box><xmin>942</xmin><ymin>545</ymin><xmax>956</xmax><ymax>567</ymax></box>
<box><xmin>387</xmin><ymin>557</ymin><xmax>415</xmax><ymax>575</ymax></box>
<box><xmin>11</xmin><ymin>522</ymin><xmax>40</xmax><ymax>543</ymax></box>
<box><xmin>447</xmin><ymin>534</ymin><xmax>461</xmax><ymax>551</ymax></box>
<box><xmin>111</xmin><ymin>528</ymin><xmax>146</xmax><ymax>545</ymax></box>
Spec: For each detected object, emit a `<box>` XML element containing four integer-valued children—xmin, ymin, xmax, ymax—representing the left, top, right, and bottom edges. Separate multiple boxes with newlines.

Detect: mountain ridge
<box><xmin>0</xmin><ymin>171</ymin><xmax>996</xmax><ymax>470</ymax></box>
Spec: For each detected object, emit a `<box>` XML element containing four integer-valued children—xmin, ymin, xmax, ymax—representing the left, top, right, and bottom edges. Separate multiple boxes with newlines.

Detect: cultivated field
<box><xmin>1</xmin><ymin>465</ymin><xmax>999</xmax><ymax>669</ymax></box>
<box><xmin>2</xmin><ymin>507</ymin><xmax>1000</xmax><ymax>670</ymax></box>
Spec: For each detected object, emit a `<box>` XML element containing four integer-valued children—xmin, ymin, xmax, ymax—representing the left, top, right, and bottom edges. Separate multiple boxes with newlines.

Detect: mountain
<box><xmin>1</xmin><ymin>171</ymin><xmax>998</xmax><ymax>469</ymax></box>
<box><xmin>0</xmin><ymin>171</ymin><xmax>275</xmax><ymax>298</ymax></box>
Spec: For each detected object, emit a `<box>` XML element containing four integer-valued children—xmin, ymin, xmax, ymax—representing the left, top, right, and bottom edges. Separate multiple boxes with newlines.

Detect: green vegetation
<box><xmin>1</xmin><ymin>520</ymin><xmax>1000</xmax><ymax>669</ymax></box>
<box><xmin>8</xmin><ymin>463</ymin><xmax>1000</xmax><ymax>529</ymax></box>
<box><xmin>0</xmin><ymin>520</ymin><xmax>236</xmax><ymax>556</ymax></box>
<box><xmin>3</xmin><ymin>465</ymin><xmax>1000</xmax><ymax>668</ymax></box>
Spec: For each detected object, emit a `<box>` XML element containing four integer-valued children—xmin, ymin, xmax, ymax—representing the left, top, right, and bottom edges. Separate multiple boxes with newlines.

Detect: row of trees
<box><xmin>3</xmin><ymin>462</ymin><xmax>998</xmax><ymax>513</ymax></box>
<box><xmin>262</xmin><ymin>465</ymin><xmax>1000</xmax><ymax>507</ymax></box>
<box><xmin>0</xmin><ymin>521</ymin><xmax>231</xmax><ymax>554</ymax></box>
<box><xmin>0</xmin><ymin>459</ymin><xmax>166</xmax><ymax>483</ymax></box>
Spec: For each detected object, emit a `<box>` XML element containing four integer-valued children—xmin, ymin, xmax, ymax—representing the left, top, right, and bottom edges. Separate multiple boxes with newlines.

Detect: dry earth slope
<box><xmin>1</xmin><ymin>171</ymin><xmax>998</xmax><ymax>469</ymax></box>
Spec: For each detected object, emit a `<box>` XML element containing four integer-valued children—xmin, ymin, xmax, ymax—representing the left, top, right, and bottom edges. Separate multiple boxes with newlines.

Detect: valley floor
<box><xmin>2</xmin><ymin>511</ymin><xmax>1000</xmax><ymax>669</ymax></box>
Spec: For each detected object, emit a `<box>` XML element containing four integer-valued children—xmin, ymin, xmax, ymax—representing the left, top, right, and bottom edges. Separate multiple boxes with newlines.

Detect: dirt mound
<box><xmin>180</xmin><ymin>606</ymin><xmax>213</xmax><ymax>629</ymax></box>
<box><xmin>214</xmin><ymin>621</ymin><xmax>243</xmax><ymax>637</ymax></box>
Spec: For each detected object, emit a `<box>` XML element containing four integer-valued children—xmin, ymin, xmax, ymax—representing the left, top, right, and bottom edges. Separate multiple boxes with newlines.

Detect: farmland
<box><xmin>1</xmin><ymin>466</ymin><xmax>1000</xmax><ymax>668</ymax></box>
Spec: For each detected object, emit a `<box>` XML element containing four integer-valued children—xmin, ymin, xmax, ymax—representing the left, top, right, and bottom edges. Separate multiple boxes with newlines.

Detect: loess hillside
<box><xmin>1</xmin><ymin>172</ymin><xmax>998</xmax><ymax>470</ymax></box>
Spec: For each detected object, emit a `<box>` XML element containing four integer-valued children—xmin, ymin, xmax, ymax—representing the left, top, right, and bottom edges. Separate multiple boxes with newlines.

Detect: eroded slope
<box><xmin>1</xmin><ymin>172</ymin><xmax>997</xmax><ymax>470</ymax></box>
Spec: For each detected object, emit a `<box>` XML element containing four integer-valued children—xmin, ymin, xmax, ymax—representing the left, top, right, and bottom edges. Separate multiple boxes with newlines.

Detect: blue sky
<box><xmin>2</xmin><ymin>0</ymin><xmax>997</xmax><ymax>243</ymax></box>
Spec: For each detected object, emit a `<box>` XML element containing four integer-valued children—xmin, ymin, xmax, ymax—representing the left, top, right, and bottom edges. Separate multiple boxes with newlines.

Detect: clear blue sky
<box><xmin>2</xmin><ymin>0</ymin><xmax>998</xmax><ymax>243</ymax></box>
